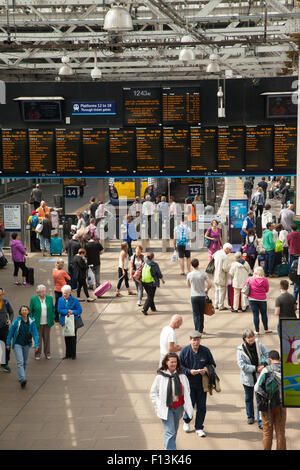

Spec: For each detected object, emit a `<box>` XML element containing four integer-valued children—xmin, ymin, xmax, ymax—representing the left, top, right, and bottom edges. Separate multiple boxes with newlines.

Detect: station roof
<box><xmin>0</xmin><ymin>0</ymin><xmax>299</xmax><ymax>81</ymax></box>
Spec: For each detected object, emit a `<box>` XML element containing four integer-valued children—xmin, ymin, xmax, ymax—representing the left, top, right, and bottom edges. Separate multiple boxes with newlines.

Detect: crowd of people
<box><xmin>0</xmin><ymin>178</ymin><xmax>296</xmax><ymax>452</ymax></box>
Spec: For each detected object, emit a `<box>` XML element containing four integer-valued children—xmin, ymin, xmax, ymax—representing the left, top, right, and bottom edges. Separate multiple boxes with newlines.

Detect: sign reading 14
<box><xmin>65</xmin><ymin>186</ymin><xmax>80</xmax><ymax>198</ymax></box>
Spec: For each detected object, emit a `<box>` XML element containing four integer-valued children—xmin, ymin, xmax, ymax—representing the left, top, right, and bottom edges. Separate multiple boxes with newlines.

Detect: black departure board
<box><xmin>28</xmin><ymin>129</ymin><xmax>55</xmax><ymax>173</ymax></box>
<box><xmin>162</xmin><ymin>88</ymin><xmax>200</xmax><ymax>125</ymax></box>
<box><xmin>274</xmin><ymin>125</ymin><xmax>297</xmax><ymax>170</ymax></box>
<box><xmin>218</xmin><ymin>126</ymin><xmax>245</xmax><ymax>171</ymax></box>
<box><xmin>82</xmin><ymin>128</ymin><xmax>109</xmax><ymax>173</ymax></box>
<box><xmin>245</xmin><ymin>126</ymin><xmax>273</xmax><ymax>170</ymax></box>
<box><xmin>123</xmin><ymin>88</ymin><xmax>161</xmax><ymax>126</ymax></box>
<box><xmin>55</xmin><ymin>128</ymin><xmax>81</xmax><ymax>173</ymax></box>
<box><xmin>163</xmin><ymin>127</ymin><xmax>189</xmax><ymax>171</ymax></box>
<box><xmin>109</xmin><ymin>128</ymin><xmax>135</xmax><ymax>172</ymax></box>
<box><xmin>190</xmin><ymin>127</ymin><xmax>216</xmax><ymax>171</ymax></box>
<box><xmin>136</xmin><ymin>128</ymin><xmax>161</xmax><ymax>172</ymax></box>
<box><xmin>1</xmin><ymin>129</ymin><xmax>28</xmax><ymax>172</ymax></box>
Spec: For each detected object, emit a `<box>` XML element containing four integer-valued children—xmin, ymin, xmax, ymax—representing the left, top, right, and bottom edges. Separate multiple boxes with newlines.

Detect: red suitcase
<box><xmin>94</xmin><ymin>281</ymin><xmax>112</xmax><ymax>298</ymax></box>
<box><xmin>227</xmin><ymin>283</ymin><xmax>242</xmax><ymax>310</ymax></box>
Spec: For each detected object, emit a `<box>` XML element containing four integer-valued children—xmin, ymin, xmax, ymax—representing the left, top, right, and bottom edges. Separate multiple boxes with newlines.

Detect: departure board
<box><xmin>1</xmin><ymin>129</ymin><xmax>28</xmax><ymax>172</ymax></box>
<box><xmin>55</xmin><ymin>129</ymin><xmax>81</xmax><ymax>173</ymax></box>
<box><xmin>162</xmin><ymin>88</ymin><xmax>200</xmax><ymax>125</ymax></box>
<box><xmin>245</xmin><ymin>126</ymin><xmax>273</xmax><ymax>170</ymax></box>
<box><xmin>82</xmin><ymin>128</ymin><xmax>108</xmax><ymax>173</ymax></box>
<box><xmin>217</xmin><ymin>126</ymin><xmax>245</xmax><ymax>171</ymax></box>
<box><xmin>274</xmin><ymin>125</ymin><xmax>297</xmax><ymax>170</ymax></box>
<box><xmin>28</xmin><ymin>129</ymin><xmax>55</xmax><ymax>173</ymax></box>
<box><xmin>190</xmin><ymin>127</ymin><xmax>217</xmax><ymax>171</ymax></box>
<box><xmin>163</xmin><ymin>127</ymin><xmax>189</xmax><ymax>171</ymax></box>
<box><xmin>109</xmin><ymin>128</ymin><xmax>135</xmax><ymax>172</ymax></box>
<box><xmin>136</xmin><ymin>127</ymin><xmax>161</xmax><ymax>172</ymax></box>
<box><xmin>123</xmin><ymin>88</ymin><xmax>161</xmax><ymax>126</ymax></box>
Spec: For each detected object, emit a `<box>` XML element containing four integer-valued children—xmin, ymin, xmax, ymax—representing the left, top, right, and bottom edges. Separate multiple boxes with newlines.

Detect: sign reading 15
<box><xmin>189</xmin><ymin>185</ymin><xmax>201</xmax><ymax>196</ymax></box>
<box><xmin>65</xmin><ymin>186</ymin><xmax>80</xmax><ymax>198</ymax></box>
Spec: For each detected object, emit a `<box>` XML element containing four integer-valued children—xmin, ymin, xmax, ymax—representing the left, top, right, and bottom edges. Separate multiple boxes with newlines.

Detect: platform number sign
<box><xmin>65</xmin><ymin>186</ymin><xmax>80</xmax><ymax>199</ymax></box>
<box><xmin>188</xmin><ymin>185</ymin><xmax>201</xmax><ymax>197</ymax></box>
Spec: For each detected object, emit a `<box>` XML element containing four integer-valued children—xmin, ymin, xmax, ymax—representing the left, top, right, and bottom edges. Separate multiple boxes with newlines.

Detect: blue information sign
<box><xmin>72</xmin><ymin>102</ymin><xmax>116</xmax><ymax>115</ymax></box>
<box><xmin>229</xmin><ymin>199</ymin><xmax>248</xmax><ymax>245</ymax></box>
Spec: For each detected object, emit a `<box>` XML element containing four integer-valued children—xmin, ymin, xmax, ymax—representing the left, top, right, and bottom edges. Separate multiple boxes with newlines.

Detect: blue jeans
<box><xmin>39</xmin><ymin>235</ymin><xmax>50</xmax><ymax>252</ymax></box>
<box><xmin>243</xmin><ymin>384</ymin><xmax>261</xmax><ymax>426</ymax></box>
<box><xmin>14</xmin><ymin>344</ymin><xmax>30</xmax><ymax>382</ymax></box>
<box><xmin>191</xmin><ymin>296</ymin><xmax>205</xmax><ymax>333</ymax></box>
<box><xmin>264</xmin><ymin>250</ymin><xmax>275</xmax><ymax>275</ymax></box>
<box><xmin>249</xmin><ymin>300</ymin><xmax>268</xmax><ymax>333</ymax></box>
<box><xmin>161</xmin><ymin>406</ymin><xmax>183</xmax><ymax>450</ymax></box>
<box><xmin>183</xmin><ymin>386</ymin><xmax>207</xmax><ymax>430</ymax></box>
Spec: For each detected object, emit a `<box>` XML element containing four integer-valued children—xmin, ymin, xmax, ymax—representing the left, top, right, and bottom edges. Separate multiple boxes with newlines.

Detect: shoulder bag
<box><xmin>241</xmin><ymin>278</ymin><xmax>251</xmax><ymax>297</ymax></box>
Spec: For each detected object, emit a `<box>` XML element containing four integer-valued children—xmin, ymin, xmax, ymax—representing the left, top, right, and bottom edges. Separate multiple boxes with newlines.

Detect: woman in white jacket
<box><xmin>150</xmin><ymin>353</ymin><xmax>193</xmax><ymax>450</ymax></box>
<box><xmin>229</xmin><ymin>252</ymin><xmax>251</xmax><ymax>312</ymax></box>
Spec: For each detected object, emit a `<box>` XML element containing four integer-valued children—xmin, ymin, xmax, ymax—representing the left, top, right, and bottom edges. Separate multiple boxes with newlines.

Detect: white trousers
<box><xmin>233</xmin><ymin>288</ymin><xmax>247</xmax><ymax>311</ymax></box>
<box><xmin>214</xmin><ymin>284</ymin><xmax>226</xmax><ymax>309</ymax></box>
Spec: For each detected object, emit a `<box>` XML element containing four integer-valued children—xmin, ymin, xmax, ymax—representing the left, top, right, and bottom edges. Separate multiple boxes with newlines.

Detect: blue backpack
<box><xmin>30</xmin><ymin>215</ymin><xmax>39</xmax><ymax>229</ymax></box>
<box><xmin>177</xmin><ymin>225</ymin><xmax>189</xmax><ymax>246</ymax></box>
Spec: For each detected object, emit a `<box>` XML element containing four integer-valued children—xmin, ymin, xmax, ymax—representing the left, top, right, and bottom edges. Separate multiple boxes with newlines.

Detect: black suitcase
<box><xmin>0</xmin><ymin>253</ymin><xmax>8</xmax><ymax>268</ymax></box>
<box><xmin>26</xmin><ymin>267</ymin><xmax>34</xmax><ymax>285</ymax></box>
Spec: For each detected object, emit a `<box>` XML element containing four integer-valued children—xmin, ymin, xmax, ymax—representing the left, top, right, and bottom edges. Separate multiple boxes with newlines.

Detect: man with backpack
<box><xmin>255</xmin><ymin>350</ymin><xmax>286</xmax><ymax>450</ymax></box>
<box><xmin>141</xmin><ymin>252</ymin><xmax>165</xmax><ymax>315</ymax></box>
<box><xmin>27</xmin><ymin>210</ymin><xmax>41</xmax><ymax>252</ymax></box>
<box><xmin>174</xmin><ymin>215</ymin><xmax>192</xmax><ymax>275</ymax></box>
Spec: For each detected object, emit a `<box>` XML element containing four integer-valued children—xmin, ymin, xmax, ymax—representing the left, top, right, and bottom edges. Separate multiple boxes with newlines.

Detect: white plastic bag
<box><xmin>87</xmin><ymin>267</ymin><xmax>95</xmax><ymax>289</ymax></box>
<box><xmin>62</xmin><ymin>315</ymin><xmax>75</xmax><ymax>337</ymax></box>
<box><xmin>171</xmin><ymin>250</ymin><xmax>178</xmax><ymax>262</ymax></box>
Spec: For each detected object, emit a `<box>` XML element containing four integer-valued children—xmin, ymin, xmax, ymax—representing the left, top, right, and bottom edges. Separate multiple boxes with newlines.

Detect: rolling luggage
<box><xmin>94</xmin><ymin>281</ymin><xmax>112</xmax><ymax>298</ymax></box>
<box><xmin>50</xmin><ymin>237</ymin><xmax>63</xmax><ymax>256</ymax></box>
<box><xmin>26</xmin><ymin>267</ymin><xmax>34</xmax><ymax>285</ymax></box>
<box><xmin>0</xmin><ymin>253</ymin><xmax>8</xmax><ymax>268</ymax></box>
<box><xmin>274</xmin><ymin>262</ymin><xmax>289</xmax><ymax>277</ymax></box>
<box><xmin>227</xmin><ymin>283</ymin><xmax>242</xmax><ymax>310</ymax></box>
<box><xmin>258</xmin><ymin>254</ymin><xmax>265</xmax><ymax>268</ymax></box>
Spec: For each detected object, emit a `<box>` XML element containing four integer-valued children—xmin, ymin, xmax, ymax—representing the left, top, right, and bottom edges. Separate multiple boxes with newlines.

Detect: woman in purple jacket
<box><xmin>10</xmin><ymin>233</ymin><xmax>29</xmax><ymax>286</ymax></box>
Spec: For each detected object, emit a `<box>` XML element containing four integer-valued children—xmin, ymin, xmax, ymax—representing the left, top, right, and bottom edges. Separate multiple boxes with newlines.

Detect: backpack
<box><xmin>176</xmin><ymin>225</ymin><xmax>189</xmax><ymax>246</ymax></box>
<box><xmin>275</xmin><ymin>239</ymin><xmax>283</xmax><ymax>253</ymax></box>
<box><xmin>256</xmin><ymin>366</ymin><xmax>281</xmax><ymax>415</ymax></box>
<box><xmin>141</xmin><ymin>263</ymin><xmax>155</xmax><ymax>284</ymax></box>
<box><xmin>30</xmin><ymin>215</ymin><xmax>39</xmax><ymax>229</ymax></box>
<box><xmin>246</xmin><ymin>240</ymin><xmax>256</xmax><ymax>257</ymax></box>
<box><xmin>289</xmin><ymin>259</ymin><xmax>300</xmax><ymax>285</ymax></box>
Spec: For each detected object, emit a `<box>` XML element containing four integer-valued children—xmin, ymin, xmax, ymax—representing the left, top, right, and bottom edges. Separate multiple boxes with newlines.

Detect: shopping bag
<box><xmin>62</xmin><ymin>315</ymin><xmax>75</xmax><ymax>336</ymax></box>
<box><xmin>0</xmin><ymin>340</ymin><xmax>5</xmax><ymax>364</ymax></box>
<box><xmin>204</xmin><ymin>296</ymin><xmax>215</xmax><ymax>316</ymax></box>
<box><xmin>171</xmin><ymin>250</ymin><xmax>178</xmax><ymax>262</ymax></box>
<box><xmin>205</xmin><ymin>258</ymin><xmax>215</xmax><ymax>274</ymax></box>
<box><xmin>87</xmin><ymin>267</ymin><xmax>96</xmax><ymax>289</ymax></box>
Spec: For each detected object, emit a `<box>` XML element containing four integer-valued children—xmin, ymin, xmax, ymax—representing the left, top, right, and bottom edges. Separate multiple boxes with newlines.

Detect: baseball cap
<box><xmin>189</xmin><ymin>330</ymin><xmax>202</xmax><ymax>338</ymax></box>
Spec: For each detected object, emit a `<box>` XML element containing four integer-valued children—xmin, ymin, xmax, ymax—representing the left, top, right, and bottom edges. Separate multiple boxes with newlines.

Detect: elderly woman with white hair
<box><xmin>213</xmin><ymin>242</ymin><xmax>232</xmax><ymax>310</ymax></box>
<box><xmin>57</xmin><ymin>284</ymin><xmax>82</xmax><ymax>360</ymax></box>
<box><xmin>242</xmin><ymin>266</ymin><xmax>272</xmax><ymax>335</ymax></box>
<box><xmin>229</xmin><ymin>252</ymin><xmax>251</xmax><ymax>312</ymax></box>
<box><xmin>29</xmin><ymin>284</ymin><xmax>55</xmax><ymax>360</ymax></box>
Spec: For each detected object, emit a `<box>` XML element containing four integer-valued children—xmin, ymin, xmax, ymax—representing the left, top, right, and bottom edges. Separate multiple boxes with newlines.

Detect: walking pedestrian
<box><xmin>84</xmin><ymin>235</ymin><xmax>104</xmax><ymax>289</ymax></box>
<box><xmin>29</xmin><ymin>285</ymin><xmax>55</xmax><ymax>360</ymax></box>
<box><xmin>86</xmin><ymin>218</ymin><xmax>98</xmax><ymax>241</ymax></box>
<box><xmin>287</xmin><ymin>223</ymin><xmax>300</xmax><ymax>268</ymax></box>
<box><xmin>229</xmin><ymin>252</ymin><xmax>251</xmax><ymax>312</ymax></box>
<box><xmin>237</xmin><ymin>328</ymin><xmax>269</xmax><ymax>429</ymax></box>
<box><xmin>204</xmin><ymin>219</ymin><xmax>222</xmax><ymax>262</ymax></box>
<box><xmin>141</xmin><ymin>252</ymin><xmax>165</xmax><ymax>315</ymax></box>
<box><xmin>122</xmin><ymin>215</ymin><xmax>137</xmax><ymax>257</ymax></box>
<box><xmin>240</xmin><ymin>211</ymin><xmax>255</xmax><ymax>248</ymax></box>
<box><xmin>39</xmin><ymin>213</ymin><xmax>52</xmax><ymax>257</ymax></box>
<box><xmin>213</xmin><ymin>243</ymin><xmax>232</xmax><ymax>310</ymax></box>
<box><xmin>279</xmin><ymin>203</ymin><xmax>295</xmax><ymax>232</ymax></box>
<box><xmin>187</xmin><ymin>258</ymin><xmax>212</xmax><ymax>334</ymax></box>
<box><xmin>0</xmin><ymin>288</ymin><xmax>14</xmax><ymax>373</ymax></box>
<box><xmin>52</xmin><ymin>259</ymin><xmax>71</xmax><ymax>322</ymax></box>
<box><xmin>244</xmin><ymin>228</ymin><xmax>258</xmax><ymax>271</ymax></box>
<box><xmin>258</xmin><ymin>177</ymin><xmax>268</xmax><ymax>201</ymax></box>
<box><xmin>179</xmin><ymin>330</ymin><xmax>216</xmax><ymax>437</ymax></box>
<box><xmin>174</xmin><ymin>215</ymin><xmax>192</xmax><ymax>275</ymax></box>
<box><xmin>88</xmin><ymin>197</ymin><xmax>98</xmax><ymax>219</ymax></box>
<box><xmin>6</xmin><ymin>305</ymin><xmax>39</xmax><ymax>388</ymax></box>
<box><xmin>150</xmin><ymin>352</ymin><xmax>193</xmax><ymax>450</ymax></box>
<box><xmin>73</xmin><ymin>248</ymin><xmax>95</xmax><ymax>302</ymax></box>
<box><xmin>10</xmin><ymin>233</ymin><xmax>29</xmax><ymax>286</ymax></box>
<box><xmin>274</xmin><ymin>280</ymin><xmax>297</xmax><ymax>338</ymax></box>
<box><xmin>252</xmin><ymin>187</ymin><xmax>265</xmax><ymax>219</ymax></box>
<box><xmin>30</xmin><ymin>184</ymin><xmax>43</xmax><ymax>210</ymax></box>
<box><xmin>58</xmin><ymin>285</ymin><xmax>82</xmax><ymax>360</ymax></box>
<box><xmin>116</xmin><ymin>242</ymin><xmax>135</xmax><ymax>297</ymax></box>
<box><xmin>129</xmin><ymin>244</ymin><xmax>144</xmax><ymax>307</ymax></box>
<box><xmin>261</xmin><ymin>204</ymin><xmax>273</xmax><ymax>232</ymax></box>
<box><xmin>262</xmin><ymin>222</ymin><xmax>277</xmax><ymax>277</ymax></box>
<box><xmin>159</xmin><ymin>315</ymin><xmax>183</xmax><ymax>367</ymax></box>
<box><xmin>243</xmin><ymin>266</ymin><xmax>272</xmax><ymax>335</ymax></box>
<box><xmin>27</xmin><ymin>210</ymin><xmax>41</xmax><ymax>252</ymax></box>
<box><xmin>255</xmin><ymin>350</ymin><xmax>287</xmax><ymax>450</ymax></box>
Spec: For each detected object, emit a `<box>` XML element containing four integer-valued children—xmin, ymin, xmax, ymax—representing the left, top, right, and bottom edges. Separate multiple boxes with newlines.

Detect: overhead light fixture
<box><xmin>217</xmin><ymin>85</ymin><xmax>225</xmax><ymax>118</ymax></box>
<box><xmin>58</xmin><ymin>56</ymin><xmax>73</xmax><ymax>76</ymax></box>
<box><xmin>103</xmin><ymin>5</ymin><xmax>133</xmax><ymax>32</ymax></box>
<box><xmin>91</xmin><ymin>50</ymin><xmax>102</xmax><ymax>80</ymax></box>
<box><xmin>206</xmin><ymin>54</ymin><xmax>220</xmax><ymax>73</ymax></box>
<box><xmin>179</xmin><ymin>35</ymin><xmax>195</xmax><ymax>63</ymax></box>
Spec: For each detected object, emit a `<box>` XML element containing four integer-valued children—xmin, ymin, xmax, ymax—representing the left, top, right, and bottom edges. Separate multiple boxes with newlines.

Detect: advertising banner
<box><xmin>228</xmin><ymin>199</ymin><xmax>248</xmax><ymax>244</ymax></box>
<box><xmin>281</xmin><ymin>319</ymin><xmax>300</xmax><ymax>407</ymax></box>
<box><xmin>4</xmin><ymin>204</ymin><xmax>21</xmax><ymax>231</ymax></box>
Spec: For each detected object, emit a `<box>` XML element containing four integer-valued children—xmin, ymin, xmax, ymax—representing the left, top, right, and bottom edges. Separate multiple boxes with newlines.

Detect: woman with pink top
<box><xmin>243</xmin><ymin>266</ymin><xmax>272</xmax><ymax>335</ymax></box>
<box><xmin>204</xmin><ymin>219</ymin><xmax>223</xmax><ymax>261</ymax></box>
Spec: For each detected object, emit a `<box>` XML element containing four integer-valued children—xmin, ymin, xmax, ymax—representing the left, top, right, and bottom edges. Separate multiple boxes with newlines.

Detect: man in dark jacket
<box><xmin>179</xmin><ymin>331</ymin><xmax>216</xmax><ymax>437</ymax></box>
<box><xmin>141</xmin><ymin>252</ymin><xmax>165</xmax><ymax>315</ymax></box>
<box><xmin>30</xmin><ymin>184</ymin><xmax>43</xmax><ymax>210</ymax></box>
<box><xmin>0</xmin><ymin>288</ymin><xmax>14</xmax><ymax>372</ymax></box>
<box><xmin>67</xmin><ymin>234</ymin><xmax>81</xmax><ymax>290</ymax></box>
<box><xmin>85</xmin><ymin>235</ymin><xmax>104</xmax><ymax>288</ymax></box>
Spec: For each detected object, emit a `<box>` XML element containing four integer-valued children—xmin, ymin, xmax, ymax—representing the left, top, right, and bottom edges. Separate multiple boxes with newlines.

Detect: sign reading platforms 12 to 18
<box><xmin>72</xmin><ymin>102</ymin><xmax>116</xmax><ymax>115</ymax></box>
<box><xmin>281</xmin><ymin>319</ymin><xmax>300</xmax><ymax>407</ymax></box>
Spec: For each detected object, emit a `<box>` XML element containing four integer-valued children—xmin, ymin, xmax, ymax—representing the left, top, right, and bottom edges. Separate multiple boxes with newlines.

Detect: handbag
<box><xmin>75</xmin><ymin>315</ymin><xmax>84</xmax><ymax>329</ymax></box>
<box><xmin>204</xmin><ymin>296</ymin><xmax>215</xmax><ymax>316</ymax></box>
<box><xmin>133</xmin><ymin>263</ymin><xmax>144</xmax><ymax>282</ymax></box>
<box><xmin>62</xmin><ymin>315</ymin><xmax>75</xmax><ymax>337</ymax></box>
<box><xmin>205</xmin><ymin>258</ymin><xmax>215</xmax><ymax>275</ymax></box>
<box><xmin>241</xmin><ymin>278</ymin><xmax>251</xmax><ymax>297</ymax></box>
<box><xmin>35</xmin><ymin>222</ymin><xmax>43</xmax><ymax>233</ymax></box>
<box><xmin>204</xmin><ymin>238</ymin><xmax>211</xmax><ymax>248</ymax></box>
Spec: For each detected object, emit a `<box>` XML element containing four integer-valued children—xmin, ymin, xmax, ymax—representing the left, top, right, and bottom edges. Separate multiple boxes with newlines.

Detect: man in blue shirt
<box><xmin>179</xmin><ymin>330</ymin><xmax>216</xmax><ymax>437</ymax></box>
